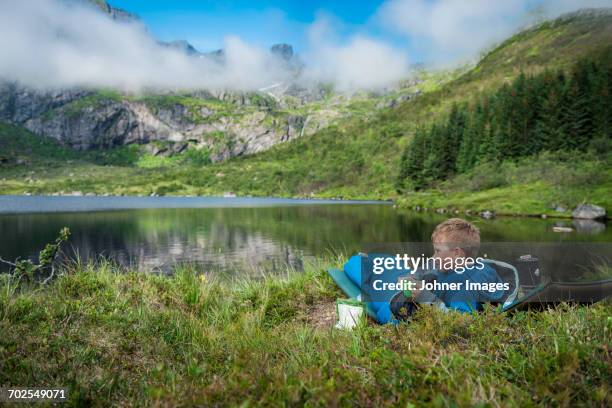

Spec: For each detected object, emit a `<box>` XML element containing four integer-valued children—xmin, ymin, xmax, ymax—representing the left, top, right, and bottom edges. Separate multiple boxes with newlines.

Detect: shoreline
<box><xmin>0</xmin><ymin>193</ymin><xmax>608</xmax><ymax>223</ymax></box>
<box><xmin>395</xmin><ymin>201</ymin><xmax>609</xmax><ymax>222</ymax></box>
<box><xmin>400</xmin><ymin>206</ymin><xmax>610</xmax><ymax>221</ymax></box>
<box><xmin>0</xmin><ymin>194</ymin><xmax>390</xmax><ymax>215</ymax></box>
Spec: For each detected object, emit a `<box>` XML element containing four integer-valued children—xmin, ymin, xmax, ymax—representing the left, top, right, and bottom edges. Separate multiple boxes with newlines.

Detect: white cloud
<box><xmin>0</xmin><ymin>0</ymin><xmax>291</xmax><ymax>91</ymax></box>
<box><xmin>0</xmin><ymin>0</ymin><xmax>410</xmax><ymax>92</ymax></box>
<box><xmin>1</xmin><ymin>0</ymin><xmax>608</xmax><ymax>92</ymax></box>
<box><xmin>376</xmin><ymin>0</ymin><xmax>612</xmax><ymax>63</ymax></box>
<box><xmin>304</xmin><ymin>15</ymin><xmax>410</xmax><ymax>91</ymax></box>
<box><xmin>541</xmin><ymin>0</ymin><xmax>612</xmax><ymax>16</ymax></box>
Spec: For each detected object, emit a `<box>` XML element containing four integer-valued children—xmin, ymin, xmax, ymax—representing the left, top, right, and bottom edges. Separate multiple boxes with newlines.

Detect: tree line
<box><xmin>398</xmin><ymin>59</ymin><xmax>612</xmax><ymax>191</ymax></box>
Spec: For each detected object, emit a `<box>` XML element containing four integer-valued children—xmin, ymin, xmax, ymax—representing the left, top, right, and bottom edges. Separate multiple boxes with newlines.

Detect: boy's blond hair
<box><xmin>431</xmin><ymin>218</ymin><xmax>480</xmax><ymax>256</ymax></box>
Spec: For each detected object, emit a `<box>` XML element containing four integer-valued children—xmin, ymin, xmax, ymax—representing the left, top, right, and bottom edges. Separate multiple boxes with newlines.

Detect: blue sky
<box><xmin>108</xmin><ymin>0</ymin><xmax>395</xmax><ymax>53</ymax></box>
<box><xmin>105</xmin><ymin>0</ymin><xmax>601</xmax><ymax>65</ymax></box>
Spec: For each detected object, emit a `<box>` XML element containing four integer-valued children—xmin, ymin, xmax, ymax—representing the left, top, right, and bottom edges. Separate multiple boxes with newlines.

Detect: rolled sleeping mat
<box><xmin>343</xmin><ymin>253</ymin><xmax>408</xmax><ymax>324</ymax></box>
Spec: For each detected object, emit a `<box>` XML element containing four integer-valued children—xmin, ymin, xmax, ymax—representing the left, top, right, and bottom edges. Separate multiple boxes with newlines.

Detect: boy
<box><xmin>391</xmin><ymin>218</ymin><xmax>504</xmax><ymax>319</ymax></box>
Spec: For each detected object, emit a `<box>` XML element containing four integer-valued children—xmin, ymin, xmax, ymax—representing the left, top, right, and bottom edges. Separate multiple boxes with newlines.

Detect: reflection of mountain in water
<box><xmin>0</xmin><ymin>209</ymin><xmax>316</xmax><ymax>274</ymax></box>
<box><xmin>1</xmin><ymin>205</ymin><xmax>397</xmax><ymax>274</ymax></box>
<box><xmin>0</xmin><ymin>203</ymin><xmax>609</xmax><ymax>275</ymax></box>
<box><xmin>118</xmin><ymin>222</ymin><xmax>308</xmax><ymax>275</ymax></box>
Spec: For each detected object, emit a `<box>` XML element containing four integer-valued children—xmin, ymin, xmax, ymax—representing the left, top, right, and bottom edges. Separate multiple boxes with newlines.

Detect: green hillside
<box><xmin>0</xmin><ymin>10</ymin><xmax>611</xmax><ymax>215</ymax></box>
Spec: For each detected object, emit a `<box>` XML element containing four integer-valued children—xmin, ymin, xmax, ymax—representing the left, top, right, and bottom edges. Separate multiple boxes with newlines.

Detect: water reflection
<box><xmin>0</xmin><ymin>201</ymin><xmax>609</xmax><ymax>275</ymax></box>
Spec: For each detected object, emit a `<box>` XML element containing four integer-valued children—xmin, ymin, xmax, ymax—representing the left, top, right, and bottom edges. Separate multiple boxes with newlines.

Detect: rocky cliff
<box><xmin>0</xmin><ymin>0</ymin><xmax>417</xmax><ymax>162</ymax></box>
<box><xmin>0</xmin><ymin>0</ymin><xmax>337</xmax><ymax>161</ymax></box>
<box><xmin>84</xmin><ymin>0</ymin><xmax>139</xmax><ymax>22</ymax></box>
<box><xmin>0</xmin><ymin>79</ymin><xmax>348</xmax><ymax>161</ymax></box>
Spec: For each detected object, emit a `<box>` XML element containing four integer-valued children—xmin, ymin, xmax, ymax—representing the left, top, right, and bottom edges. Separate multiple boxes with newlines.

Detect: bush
<box><xmin>440</xmin><ymin>150</ymin><xmax>609</xmax><ymax>194</ymax></box>
<box><xmin>442</xmin><ymin>162</ymin><xmax>509</xmax><ymax>192</ymax></box>
<box><xmin>155</xmin><ymin>183</ymin><xmax>183</xmax><ymax>196</ymax></box>
<box><xmin>182</xmin><ymin>148</ymin><xmax>212</xmax><ymax>167</ymax></box>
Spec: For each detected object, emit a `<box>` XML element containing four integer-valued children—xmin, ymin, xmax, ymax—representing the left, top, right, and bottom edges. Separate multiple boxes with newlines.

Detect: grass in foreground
<box><xmin>1</xmin><ymin>260</ymin><xmax>610</xmax><ymax>407</ymax></box>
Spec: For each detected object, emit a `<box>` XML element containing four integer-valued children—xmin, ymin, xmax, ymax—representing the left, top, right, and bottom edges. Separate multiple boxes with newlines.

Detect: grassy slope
<box><xmin>1</xmin><ymin>12</ymin><xmax>611</xmax><ymax>211</ymax></box>
<box><xmin>397</xmin><ymin>150</ymin><xmax>612</xmax><ymax>216</ymax></box>
<box><xmin>393</xmin><ymin>12</ymin><xmax>612</xmax><ymax>215</ymax></box>
<box><xmin>1</xmin><ymin>261</ymin><xmax>610</xmax><ymax>407</ymax></box>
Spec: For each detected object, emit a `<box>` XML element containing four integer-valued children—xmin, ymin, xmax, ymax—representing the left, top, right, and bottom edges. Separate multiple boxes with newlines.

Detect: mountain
<box><xmin>140</xmin><ymin>7</ymin><xmax>610</xmax><ymax>202</ymax></box>
<box><xmin>0</xmin><ymin>0</ymin><xmax>404</xmax><ymax>159</ymax></box>
<box><xmin>0</xmin><ymin>8</ymin><xmax>610</xmax><ymax>211</ymax></box>
<box><xmin>83</xmin><ymin>0</ymin><xmax>138</xmax><ymax>22</ymax></box>
<box><xmin>270</xmin><ymin>44</ymin><xmax>294</xmax><ymax>61</ymax></box>
<box><xmin>159</xmin><ymin>40</ymin><xmax>202</xmax><ymax>56</ymax></box>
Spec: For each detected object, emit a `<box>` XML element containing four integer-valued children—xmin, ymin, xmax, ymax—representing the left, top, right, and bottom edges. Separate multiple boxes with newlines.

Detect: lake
<box><xmin>0</xmin><ymin>195</ymin><xmax>609</xmax><ymax>275</ymax></box>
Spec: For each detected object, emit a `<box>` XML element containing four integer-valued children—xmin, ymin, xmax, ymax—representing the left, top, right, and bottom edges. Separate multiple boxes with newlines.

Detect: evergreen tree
<box><xmin>398</xmin><ymin>127</ymin><xmax>428</xmax><ymax>190</ymax></box>
<box><xmin>523</xmin><ymin>73</ymin><xmax>548</xmax><ymax>155</ymax></box>
<box><xmin>535</xmin><ymin>72</ymin><xmax>567</xmax><ymax>151</ymax></box>
<box><xmin>503</xmin><ymin>71</ymin><xmax>542</xmax><ymax>157</ymax></box>
<box><xmin>457</xmin><ymin>100</ymin><xmax>486</xmax><ymax>172</ymax></box>
<box><xmin>562</xmin><ymin>81</ymin><xmax>592</xmax><ymax>150</ymax></box>
<box><xmin>483</xmin><ymin>89</ymin><xmax>508</xmax><ymax>161</ymax></box>
<box><xmin>397</xmin><ymin>57</ymin><xmax>611</xmax><ymax>190</ymax></box>
<box><xmin>442</xmin><ymin>103</ymin><xmax>466</xmax><ymax>175</ymax></box>
<box><xmin>422</xmin><ymin>123</ymin><xmax>446</xmax><ymax>182</ymax></box>
<box><xmin>562</xmin><ymin>61</ymin><xmax>596</xmax><ymax>149</ymax></box>
<box><xmin>590</xmin><ymin>62</ymin><xmax>611</xmax><ymax>140</ymax></box>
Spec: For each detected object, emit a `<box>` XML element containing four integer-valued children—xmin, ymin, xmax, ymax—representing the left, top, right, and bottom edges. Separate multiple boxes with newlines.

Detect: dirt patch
<box><xmin>307</xmin><ymin>301</ymin><xmax>337</xmax><ymax>330</ymax></box>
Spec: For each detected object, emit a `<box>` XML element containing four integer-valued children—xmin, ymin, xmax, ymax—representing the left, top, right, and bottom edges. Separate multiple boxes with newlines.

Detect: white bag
<box><xmin>335</xmin><ymin>299</ymin><xmax>364</xmax><ymax>330</ymax></box>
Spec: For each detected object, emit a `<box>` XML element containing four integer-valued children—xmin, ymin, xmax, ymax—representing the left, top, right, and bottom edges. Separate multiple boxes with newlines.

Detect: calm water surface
<box><xmin>0</xmin><ymin>196</ymin><xmax>609</xmax><ymax>275</ymax></box>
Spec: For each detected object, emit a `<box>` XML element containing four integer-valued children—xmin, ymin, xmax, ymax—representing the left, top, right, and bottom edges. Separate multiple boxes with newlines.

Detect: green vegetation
<box><xmin>398</xmin><ymin>59</ymin><xmax>611</xmax><ymax>191</ymax></box>
<box><xmin>1</xmin><ymin>12</ymin><xmax>611</xmax><ymax>215</ymax></box>
<box><xmin>397</xmin><ymin>151</ymin><xmax>612</xmax><ymax>216</ymax></box>
<box><xmin>1</xmin><ymin>259</ymin><xmax>610</xmax><ymax>406</ymax></box>
<box><xmin>244</xmin><ymin>91</ymin><xmax>278</xmax><ymax>109</ymax></box>
<box><xmin>134</xmin><ymin>92</ymin><xmax>278</xmax><ymax>125</ymax></box>
<box><xmin>137</xmin><ymin>94</ymin><xmax>239</xmax><ymax>124</ymax></box>
<box><xmin>0</xmin><ymin>121</ymin><xmax>211</xmax><ymax>169</ymax></box>
<box><xmin>0</xmin><ymin>122</ymin><xmax>82</xmax><ymax>165</ymax></box>
<box><xmin>0</xmin><ymin>227</ymin><xmax>70</xmax><ymax>284</ymax></box>
<box><xmin>1</xmin><ymin>115</ymin><xmax>609</xmax><ymax>214</ymax></box>
<box><xmin>44</xmin><ymin>90</ymin><xmax>123</xmax><ymax>120</ymax></box>
<box><xmin>0</xmin><ymin>119</ymin><xmax>400</xmax><ymax>198</ymax></box>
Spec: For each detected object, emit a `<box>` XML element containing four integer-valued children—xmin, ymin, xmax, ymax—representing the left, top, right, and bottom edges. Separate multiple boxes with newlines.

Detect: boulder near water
<box><xmin>479</xmin><ymin>210</ymin><xmax>495</xmax><ymax>219</ymax></box>
<box><xmin>572</xmin><ymin>204</ymin><xmax>606</xmax><ymax>220</ymax></box>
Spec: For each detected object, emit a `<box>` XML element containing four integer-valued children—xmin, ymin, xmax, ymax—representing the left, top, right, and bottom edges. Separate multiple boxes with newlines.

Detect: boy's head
<box><xmin>431</xmin><ymin>218</ymin><xmax>480</xmax><ymax>271</ymax></box>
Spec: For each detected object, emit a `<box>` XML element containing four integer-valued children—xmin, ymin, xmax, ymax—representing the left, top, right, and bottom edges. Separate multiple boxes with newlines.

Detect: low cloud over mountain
<box><xmin>0</xmin><ymin>0</ymin><xmax>608</xmax><ymax>91</ymax></box>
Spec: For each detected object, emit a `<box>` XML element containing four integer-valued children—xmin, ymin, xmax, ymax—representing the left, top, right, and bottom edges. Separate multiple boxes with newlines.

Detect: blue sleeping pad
<box><xmin>341</xmin><ymin>253</ymin><xmax>407</xmax><ymax>324</ymax></box>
